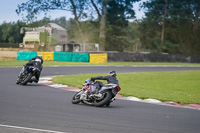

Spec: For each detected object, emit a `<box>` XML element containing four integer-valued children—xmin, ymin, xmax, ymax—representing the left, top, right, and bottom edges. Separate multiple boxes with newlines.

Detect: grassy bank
<box><xmin>0</xmin><ymin>59</ymin><xmax>200</xmax><ymax>67</ymax></box>
<box><xmin>52</xmin><ymin>70</ymin><xmax>200</xmax><ymax>104</ymax></box>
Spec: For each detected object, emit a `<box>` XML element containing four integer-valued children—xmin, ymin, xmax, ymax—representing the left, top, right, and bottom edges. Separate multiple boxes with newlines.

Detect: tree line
<box><xmin>0</xmin><ymin>0</ymin><xmax>199</xmax><ymax>55</ymax></box>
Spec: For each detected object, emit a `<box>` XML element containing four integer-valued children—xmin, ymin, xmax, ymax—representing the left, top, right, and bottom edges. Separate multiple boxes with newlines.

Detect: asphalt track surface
<box><xmin>0</xmin><ymin>66</ymin><xmax>200</xmax><ymax>133</ymax></box>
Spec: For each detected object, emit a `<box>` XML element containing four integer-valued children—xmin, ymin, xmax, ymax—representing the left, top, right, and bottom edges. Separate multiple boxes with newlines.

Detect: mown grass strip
<box><xmin>52</xmin><ymin>70</ymin><xmax>200</xmax><ymax>104</ymax></box>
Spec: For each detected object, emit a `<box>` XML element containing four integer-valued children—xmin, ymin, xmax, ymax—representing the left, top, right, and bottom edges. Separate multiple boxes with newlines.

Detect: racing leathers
<box><xmin>25</xmin><ymin>56</ymin><xmax>43</xmax><ymax>83</ymax></box>
<box><xmin>90</xmin><ymin>75</ymin><xmax>119</xmax><ymax>93</ymax></box>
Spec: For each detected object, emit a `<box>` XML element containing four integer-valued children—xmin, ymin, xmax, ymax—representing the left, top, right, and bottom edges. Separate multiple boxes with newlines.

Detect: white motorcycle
<box><xmin>71</xmin><ymin>79</ymin><xmax>121</xmax><ymax>107</ymax></box>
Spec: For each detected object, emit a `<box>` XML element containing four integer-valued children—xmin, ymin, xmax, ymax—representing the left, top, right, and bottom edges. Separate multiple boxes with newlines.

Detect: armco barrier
<box><xmin>16</xmin><ymin>51</ymin><xmax>37</xmax><ymax>60</ymax></box>
<box><xmin>89</xmin><ymin>53</ymin><xmax>107</xmax><ymax>63</ymax></box>
<box><xmin>54</xmin><ymin>52</ymin><xmax>73</xmax><ymax>61</ymax></box>
<box><xmin>37</xmin><ymin>52</ymin><xmax>54</xmax><ymax>61</ymax></box>
<box><xmin>72</xmin><ymin>53</ymin><xmax>89</xmax><ymax>62</ymax></box>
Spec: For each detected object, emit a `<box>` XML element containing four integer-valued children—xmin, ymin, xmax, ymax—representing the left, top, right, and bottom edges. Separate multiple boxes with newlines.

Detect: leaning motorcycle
<box><xmin>71</xmin><ymin>79</ymin><xmax>121</xmax><ymax>107</ymax></box>
<box><xmin>16</xmin><ymin>66</ymin><xmax>40</xmax><ymax>85</ymax></box>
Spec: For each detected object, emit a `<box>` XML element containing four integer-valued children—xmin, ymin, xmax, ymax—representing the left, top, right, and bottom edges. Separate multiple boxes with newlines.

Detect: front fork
<box><xmin>80</xmin><ymin>90</ymin><xmax>89</xmax><ymax>100</ymax></box>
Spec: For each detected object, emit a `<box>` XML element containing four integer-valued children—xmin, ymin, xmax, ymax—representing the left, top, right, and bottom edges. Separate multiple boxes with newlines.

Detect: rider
<box><xmin>90</xmin><ymin>70</ymin><xmax>119</xmax><ymax>93</ymax></box>
<box><xmin>25</xmin><ymin>54</ymin><xmax>43</xmax><ymax>83</ymax></box>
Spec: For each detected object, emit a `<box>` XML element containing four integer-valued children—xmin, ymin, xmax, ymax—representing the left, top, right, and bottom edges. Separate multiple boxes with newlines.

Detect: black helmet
<box><xmin>108</xmin><ymin>70</ymin><xmax>116</xmax><ymax>77</ymax></box>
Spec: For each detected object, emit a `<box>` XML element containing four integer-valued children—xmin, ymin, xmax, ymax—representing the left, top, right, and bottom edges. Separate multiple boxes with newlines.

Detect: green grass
<box><xmin>0</xmin><ymin>59</ymin><xmax>200</xmax><ymax>67</ymax></box>
<box><xmin>52</xmin><ymin>70</ymin><xmax>200</xmax><ymax>104</ymax></box>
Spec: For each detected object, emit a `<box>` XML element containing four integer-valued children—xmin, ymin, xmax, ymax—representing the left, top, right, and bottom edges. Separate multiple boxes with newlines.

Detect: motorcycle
<box><xmin>16</xmin><ymin>65</ymin><xmax>40</xmax><ymax>85</ymax></box>
<box><xmin>71</xmin><ymin>79</ymin><xmax>121</xmax><ymax>107</ymax></box>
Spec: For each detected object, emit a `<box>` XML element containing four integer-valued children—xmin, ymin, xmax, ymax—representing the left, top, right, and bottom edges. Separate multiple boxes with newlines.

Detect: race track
<box><xmin>0</xmin><ymin>66</ymin><xmax>200</xmax><ymax>133</ymax></box>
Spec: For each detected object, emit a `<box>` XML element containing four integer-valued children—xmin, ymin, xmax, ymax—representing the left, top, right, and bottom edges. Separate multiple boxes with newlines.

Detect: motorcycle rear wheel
<box><xmin>94</xmin><ymin>91</ymin><xmax>112</xmax><ymax>107</ymax></box>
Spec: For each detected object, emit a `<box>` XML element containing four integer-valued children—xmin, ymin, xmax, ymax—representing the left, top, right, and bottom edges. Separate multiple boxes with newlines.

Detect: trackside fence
<box><xmin>16</xmin><ymin>51</ymin><xmax>37</xmax><ymax>60</ymax></box>
<box><xmin>16</xmin><ymin>51</ymin><xmax>106</xmax><ymax>63</ymax></box>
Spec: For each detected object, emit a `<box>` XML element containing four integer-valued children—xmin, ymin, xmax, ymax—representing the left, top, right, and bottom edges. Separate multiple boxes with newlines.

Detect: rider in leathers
<box><xmin>27</xmin><ymin>54</ymin><xmax>43</xmax><ymax>83</ymax></box>
<box><xmin>17</xmin><ymin>54</ymin><xmax>43</xmax><ymax>84</ymax></box>
<box><xmin>90</xmin><ymin>70</ymin><xmax>119</xmax><ymax>93</ymax></box>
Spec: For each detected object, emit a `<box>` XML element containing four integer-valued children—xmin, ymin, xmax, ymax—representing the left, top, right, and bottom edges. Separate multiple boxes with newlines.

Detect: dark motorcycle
<box><xmin>71</xmin><ymin>79</ymin><xmax>121</xmax><ymax>107</ymax></box>
<box><xmin>16</xmin><ymin>66</ymin><xmax>40</xmax><ymax>85</ymax></box>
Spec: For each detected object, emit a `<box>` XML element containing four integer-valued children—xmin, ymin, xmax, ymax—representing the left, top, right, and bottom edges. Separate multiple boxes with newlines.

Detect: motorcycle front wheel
<box><xmin>21</xmin><ymin>73</ymin><xmax>32</xmax><ymax>85</ymax></box>
<box><xmin>71</xmin><ymin>90</ymin><xmax>82</xmax><ymax>104</ymax></box>
<box><xmin>94</xmin><ymin>91</ymin><xmax>112</xmax><ymax>107</ymax></box>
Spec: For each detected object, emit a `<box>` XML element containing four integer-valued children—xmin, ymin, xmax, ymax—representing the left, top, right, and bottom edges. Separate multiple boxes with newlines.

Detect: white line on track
<box><xmin>0</xmin><ymin>124</ymin><xmax>68</xmax><ymax>133</ymax></box>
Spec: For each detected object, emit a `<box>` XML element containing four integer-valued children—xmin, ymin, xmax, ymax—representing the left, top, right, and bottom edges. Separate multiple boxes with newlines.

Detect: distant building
<box><xmin>21</xmin><ymin>23</ymin><xmax>99</xmax><ymax>52</ymax></box>
<box><xmin>22</xmin><ymin>23</ymin><xmax>68</xmax><ymax>51</ymax></box>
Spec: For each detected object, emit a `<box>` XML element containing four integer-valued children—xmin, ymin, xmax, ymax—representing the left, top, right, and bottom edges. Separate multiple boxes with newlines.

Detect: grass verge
<box><xmin>0</xmin><ymin>59</ymin><xmax>200</xmax><ymax>67</ymax></box>
<box><xmin>52</xmin><ymin>70</ymin><xmax>200</xmax><ymax>104</ymax></box>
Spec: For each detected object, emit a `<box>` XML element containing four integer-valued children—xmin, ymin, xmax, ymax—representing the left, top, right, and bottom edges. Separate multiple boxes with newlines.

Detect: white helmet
<box><xmin>108</xmin><ymin>70</ymin><xmax>116</xmax><ymax>77</ymax></box>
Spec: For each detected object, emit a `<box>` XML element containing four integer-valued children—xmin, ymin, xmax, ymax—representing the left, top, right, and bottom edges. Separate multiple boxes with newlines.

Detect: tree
<box><xmin>141</xmin><ymin>0</ymin><xmax>169</xmax><ymax>50</ymax></box>
<box><xmin>0</xmin><ymin>21</ymin><xmax>25</xmax><ymax>44</ymax></box>
<box><xmin>86</xmin><ymin>0</ymin><xmax>108</xmax><ymax>50</ymax></box>
<box><xmin>105</xmin><ymin>0</ymin><xmax>138</xmax><ymax>52</ymax></box>
<box><xmin>128</xmin><ymin>21</ymin><xmax>141</xmax><ymax>52</ymax></box>
<box><xmin>140</xmin><ymin>0</ymin><xmax>200</xmax><ymax>55</ymax></box>
<box><xmin>51</xmin><ymin>17</ymin><xmax>68</xmax><ymax>28</ymax></box>
<box><xmin>28</xmin><ymin>17</ymin><xmax>51</xmax><ymax>27</ymax></box>
<box><xmin>66</xmin><ymin>18</ymin><xmax>99</xmax><ymax>43</ymax></box>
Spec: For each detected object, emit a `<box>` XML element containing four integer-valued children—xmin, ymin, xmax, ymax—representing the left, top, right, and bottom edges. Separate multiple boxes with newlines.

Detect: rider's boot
<box><xmin>33</xmin><ymin>78</ymin><xmax>38</xmax><ymax>83</ymax></box>
<box><xmin>30</xmin><ymin>78</ymin><xmax>38</xmax><ymax>83</ymax></box>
